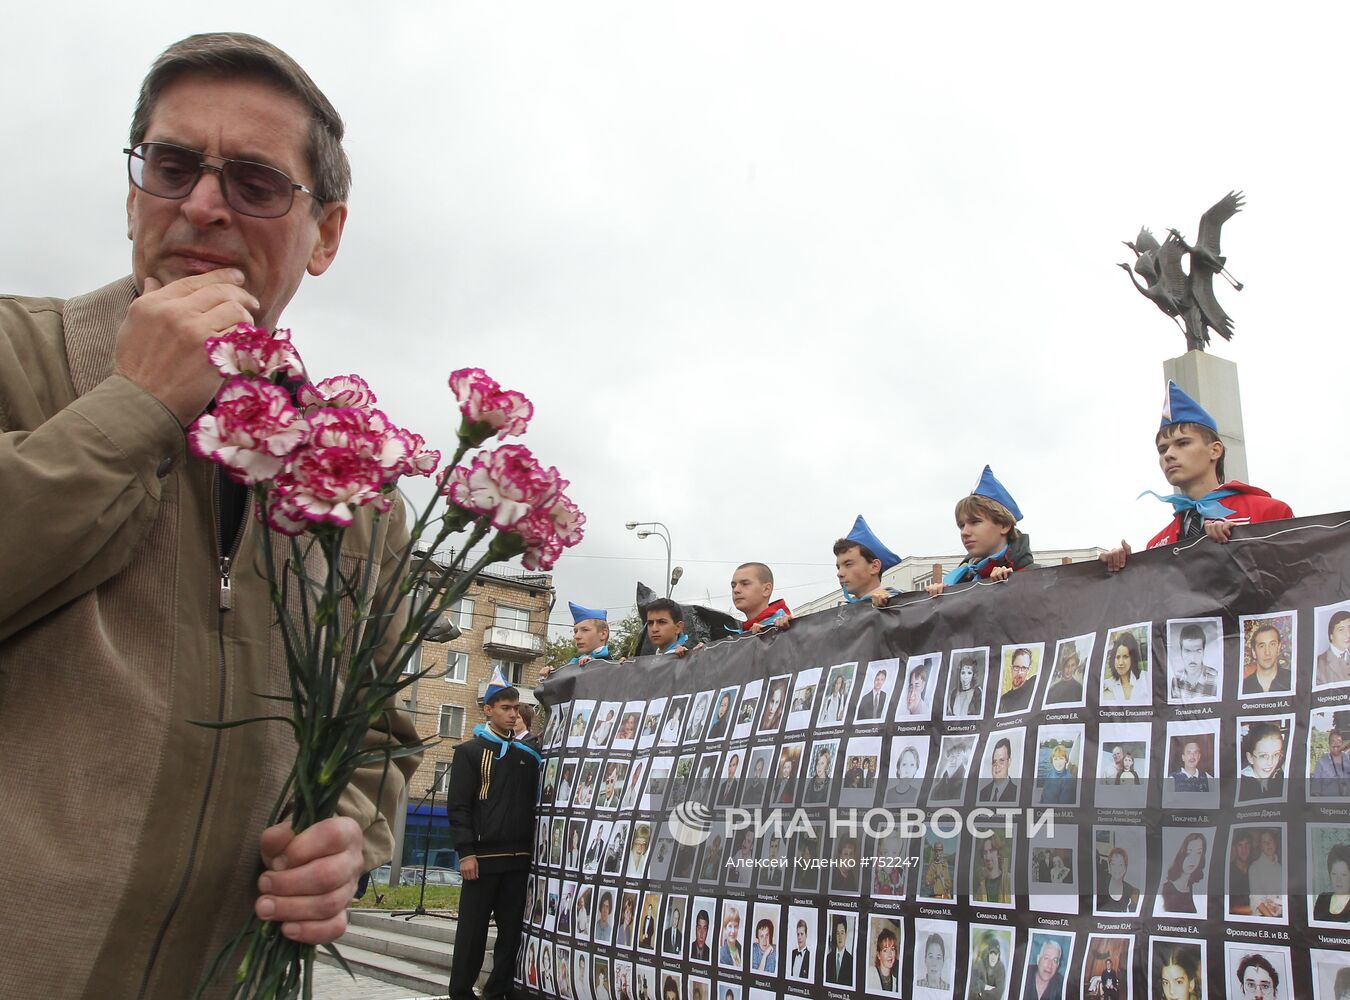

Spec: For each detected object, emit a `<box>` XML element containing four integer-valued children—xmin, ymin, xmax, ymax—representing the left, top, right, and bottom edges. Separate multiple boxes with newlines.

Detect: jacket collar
<box><xmin>64</xmin><ymin>276</ymin><xmax>137</xmax><ymax>397</ymax></box>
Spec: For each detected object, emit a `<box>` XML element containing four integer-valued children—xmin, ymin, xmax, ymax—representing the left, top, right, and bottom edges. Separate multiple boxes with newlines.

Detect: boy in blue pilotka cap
<box><xmin>540</xmin><ymin>602</ymin><xmax>612</xmax><ymax>678</ymax></box>
<box><xmin>834</xmin><ymin>515</ymin><xmax>904</xmax><ymax>607</ymax></box>
<box><xmin>1101</xmin><ymin>381</ymin><xmax>1292</xmax><ymax>570</ymax></box>
<box><xmin>728</xmin><ymin>562</ymin><xmax>793</xmax><ymax>634</ymax></box>
<box><xmin>926</xmin><ymin>466</ymin><xmax>1035</xmax><ymax>596</ymax></box>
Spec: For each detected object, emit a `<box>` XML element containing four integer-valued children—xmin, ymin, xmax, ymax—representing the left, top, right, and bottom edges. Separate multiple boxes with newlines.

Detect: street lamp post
<box><xmin>626</xmin><ymin>520</ymin><xmax>676</xmax><ymax>597</ymax></box>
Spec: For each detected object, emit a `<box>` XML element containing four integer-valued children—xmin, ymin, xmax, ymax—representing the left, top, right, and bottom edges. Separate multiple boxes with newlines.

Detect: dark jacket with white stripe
<box><xmin>445</xmin><ymin>727</ymin><xmax>539</xmax><ymax>873</ymax></box>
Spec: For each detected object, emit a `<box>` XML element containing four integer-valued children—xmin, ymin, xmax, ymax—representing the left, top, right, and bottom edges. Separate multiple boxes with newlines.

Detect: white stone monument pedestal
<box><xmin>1162</xmin><ymin>351</ymin><xmax>1247</xmax><ymax>483</ymax></box>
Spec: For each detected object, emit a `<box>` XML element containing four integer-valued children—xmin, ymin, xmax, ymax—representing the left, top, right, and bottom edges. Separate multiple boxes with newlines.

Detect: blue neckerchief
<box><xmin>474</xmin><ymin>722</ymin><xmax>542</xmax><ymax>766</ymax></box>
<box><xmin>655</xmin><ymin>633</ymin><xmax>690</xmax><ymax>655</ymax></box>
<box><xmin>567</xmin><ymin>645</ymin><xmax>610</xmax><ymax>666</ymax></box>
<box><xmin>840</xmin><ymin>584</ymin><xmax>898</xmax><ymax>604</ymax></box>
<box><xmin>1138</xmin><ymin>487</ymin><xmax>1240</xmax><ymax>521</ymax></box>
<box><xmin>942</xmin><ymin>544</ymin><xmax>1009</xmax><ymax>586</ymax></box>
<box><xmin>724</xmin><ymin>609</ymin><xmax>787</xmax><ymax>636</ymax></box>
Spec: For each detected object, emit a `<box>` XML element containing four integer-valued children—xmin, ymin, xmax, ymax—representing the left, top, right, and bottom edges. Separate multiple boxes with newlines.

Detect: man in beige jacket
<box><xmin>0</xmin><ymin>33</ymin><xmax>419</xmax><ymax>998</ymax></box>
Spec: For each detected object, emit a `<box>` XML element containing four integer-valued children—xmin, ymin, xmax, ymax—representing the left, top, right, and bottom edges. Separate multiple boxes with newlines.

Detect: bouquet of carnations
<box><xmin>185</xmin><ymin>324</ymin><xmax>583</xmax><ymax>999</ymax></box>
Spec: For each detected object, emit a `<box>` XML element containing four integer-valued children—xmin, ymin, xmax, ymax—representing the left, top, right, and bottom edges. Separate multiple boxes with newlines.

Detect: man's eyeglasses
<box><xmin>124</xmin><ymin>142</ymin><xmax>322</xmax><ymax>219</ymax></box>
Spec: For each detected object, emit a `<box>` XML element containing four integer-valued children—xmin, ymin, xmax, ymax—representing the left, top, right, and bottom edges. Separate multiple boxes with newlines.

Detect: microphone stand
<box><xmin>391</xmin><ymin>779</ymin><xmax>456</xmax><ymax>922</ymax></box>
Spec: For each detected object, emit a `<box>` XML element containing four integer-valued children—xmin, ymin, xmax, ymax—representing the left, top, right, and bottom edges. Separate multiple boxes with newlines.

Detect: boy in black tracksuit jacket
<box><xmin>446</xmin><ymin>676</ymin><xmax>541</xmax><ymax>1000</ymax></box>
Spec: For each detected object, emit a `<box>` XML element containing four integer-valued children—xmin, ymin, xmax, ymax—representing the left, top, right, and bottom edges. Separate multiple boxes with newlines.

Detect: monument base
<box><xmin>1162</xmin><ymin>351</ymin><xmax>1247</xmax><ymax>483</ymax></box>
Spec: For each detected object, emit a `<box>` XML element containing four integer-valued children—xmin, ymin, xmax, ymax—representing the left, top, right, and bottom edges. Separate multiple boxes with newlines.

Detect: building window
<box><xmin>912</xmin><ymin>572</ymin><xmax>933</xmax><ymax>590</ymax></box>
<box><xmin>449</xmin><ymin>598</ymin><xmax>475</xmax><ymax>632</ymax></box>
<box><xmin>494</xmin><ymin>604</ymin><xmax>530</xmax><ymax>630</ymax></box>
<box><xmin>492</xmin><ymin>659</ymin><xmax>526</xmax><ymax>685</ymax></box>
<box><xmin>438</xmin><ymin>705</ymin><xmax>465</xmax><ymax>739</ymax></box>
<box><xmin>443</xmin><ymin>651</ymin><xmax>468</xmax><ymax>683</ymax></box>
<box><xmin>402</xmin><ymin>642</ymin><xmax>424</xmax><ymax>675</ymax></box>
<box><xmin>433</xmin><ymin>761</ymin><xmax>451</xmax><ymax>793</ymax></box>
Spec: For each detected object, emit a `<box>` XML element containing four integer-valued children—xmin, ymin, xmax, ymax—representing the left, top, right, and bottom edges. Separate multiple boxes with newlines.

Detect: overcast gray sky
<box><xmin>4</xmin><ymin>2</ymin><xmax>1346</xmax><ymax>635</ymax></box>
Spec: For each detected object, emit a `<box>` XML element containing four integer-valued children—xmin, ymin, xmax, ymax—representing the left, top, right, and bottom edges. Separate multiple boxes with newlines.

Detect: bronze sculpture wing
<box><xmin>1192</xmin><ymin>266</ymin><xmax>1236</xmax><ymax>341</ymax></box>
<box><xmin>1196</xmin><ymin>190</ymin><xmax>1244</xmax><ymax>260</ymax></box>
<box><xmin>1133</xmin><ymin>227</ymin><xmax>1161</xmax><ymax>255</ymax></box>
<box><xmin>1158</xmin><ymin>233</ymin><xmax>1190</xmax><ymax>308</ymax></box>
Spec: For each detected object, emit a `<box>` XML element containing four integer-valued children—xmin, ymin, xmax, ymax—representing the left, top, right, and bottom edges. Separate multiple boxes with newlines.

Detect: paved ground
<box><xmin>311</xmin><ymin>962</ymin><xmax>447</xmax><ymax>999</ymax></box>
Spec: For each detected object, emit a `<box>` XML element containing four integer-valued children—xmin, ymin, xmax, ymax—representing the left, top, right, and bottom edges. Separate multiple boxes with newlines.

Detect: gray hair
<box><xmin>130</xmin><ymin>33</ymin><xmax>351</xmax><ymax>210</ymax></box>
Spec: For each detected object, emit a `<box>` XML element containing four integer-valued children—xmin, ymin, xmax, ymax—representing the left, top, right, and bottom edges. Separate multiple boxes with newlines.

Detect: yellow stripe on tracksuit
<box><xmin>479</xmin><ymin>749</ymin><xmax>493</xmax><ymax>800</ymax></box>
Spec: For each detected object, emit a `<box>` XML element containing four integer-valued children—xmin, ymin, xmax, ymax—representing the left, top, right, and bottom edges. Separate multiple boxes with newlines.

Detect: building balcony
<box><xmin>482</xmin><ymin>625</ymin><xmax>544</xmax><ymax>659</ymax></box>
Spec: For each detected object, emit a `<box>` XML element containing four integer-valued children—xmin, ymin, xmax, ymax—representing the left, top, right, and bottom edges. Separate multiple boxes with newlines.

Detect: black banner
<box><xmin>523</xmin><ymin>512</ymin><xmax>1350</xmax><ymax>1000</ymax></box>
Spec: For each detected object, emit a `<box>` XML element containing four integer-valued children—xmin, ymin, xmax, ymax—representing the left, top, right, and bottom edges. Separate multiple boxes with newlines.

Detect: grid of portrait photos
<box><xmin>520</xmin><ymin>572</ymin><xmax>1350</xmax><ymax>999</ymax></box>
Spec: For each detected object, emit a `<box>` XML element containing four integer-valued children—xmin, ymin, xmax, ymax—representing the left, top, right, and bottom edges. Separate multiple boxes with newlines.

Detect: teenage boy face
<box><xmin>575</xmin><ymin>619</ymin><xmax>608</xmax><ymax>655</ymax></box>
<box><xmin>646</xmin><ymin>611</ymin><xmax>682</xmax><ymax>648</ymax></box>
<box><xmin>1157</xmin><ymin>426</ymin><xmax>1223</xmax><ymax>490</ymax></box>
<box><xmin>731</xmin><ymin>569</ymin><xmax>772</xmax><ymax>614</ymax></box>
<box><xmin>957</xmin><ymin>512</ymin><xmax>1008</xmax><ymax>558</ymax></box>
<box><xmin>485</xmin><ymin>696</ymin><xmax>520</xmax><ymax>731</ymax></box>
<box><xmin>836</xmin><ymin>546</ymin><xmax>881</xmax><ymax>597</ymax></box>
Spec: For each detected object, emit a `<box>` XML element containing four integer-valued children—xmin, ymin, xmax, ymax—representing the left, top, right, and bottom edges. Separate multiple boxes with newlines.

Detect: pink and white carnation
<box><xmin>398</xmin><ymin>431</ymin><xmax>441</xmax><ymax>478</ymax></box>
<box><xmin>296</xmin><ymin>375</ymin><xmax>377</xmax><ymax>410</ymax></box>
<box><xmin>271</xmin><ymin>410</ymin><xmax>393</xmax><ymax>528</ymax></box>
<box><xmin>188</xmin><ymin>378</ymin><xmax>308</xmax><ymax>485</ymax></box>
<box><xmin>442</xmin><ymin>444</ymin><xmax>562</xmax><ymax>530</ymax></box>
<box><xmin>448</xmin><ymin>367</ymin><xmax>533</xmax><ymax>444</ymax></box>
<box><xmin>544</xmin><ymin>493</ymin><xmax>586</xmax><ymax>546</ymax></box>
<box><xmin>205</xmin><ymin>323</ymin><xmax>306</xmax><ymax>380</ymax></box>
<box><xmin>511</xmin><ymin>509</ymin><xmax>566</xmax><ymax>571</ymax></box>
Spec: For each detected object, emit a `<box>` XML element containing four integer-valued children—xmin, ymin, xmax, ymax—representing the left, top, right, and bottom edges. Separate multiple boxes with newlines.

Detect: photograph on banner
<box><xmin>614</xmin><ymin>961</ymin><xmax>634</xmax><ymax>1000</ymax></box>
<box><xmin>944</xmin><ymin>646</ymin><xmax>989</xmax><ymax>720</ymax></box>
<box><xmin>617</xmin><ymin>890</ymin><xmax>639</xmax><ymax>947</ymax></box>
<box><xmin>854</xmin><ymin>657</ymin><xmax>899</xmax><ymax>724</ymax></box>
<box><xmin>1080</xmin><ymin>932</ymin><xmax>1130</xmax><ymax>1000</ymax></box>
<box><xmin>635</xmin><ymin>965</ymin><xmax>655</xmax><ymax>1000</ymax></box>
<box><xmin>724</xmin><ymin>827</ymin><xmax>758</xmax><ymax>888</ymax></box>
<box><xmin>530</xmin><ymin>875</ymin><xmax>545</xmax><ymax>926</ymax></box>
<box><xmin>756</xmin><ymin>674</ymin><xmax>792</xmax><ymax>735</ymax></box>
<box><xmin>565</xmin><ymin>819</ymin><xmax>584</xmax><ymax>871</ymax></box>
<box><xmin>556</xmin><ymin>944</ymin><xmax>574</xmax><ymax>1000</ymax></box>
<box><xmin>969</xmin><ymin>826</ymin><xmax>1015</xmax><ymax>908</ymax></box>
<box><xmin>747</xmin><ymin>989</ymin><xmax>773</xmax><ymax>1000</ymax></box>
<box><xmin>716</xmin><ymin>899</ymin><xmax>745</xmax><ymax>971</ymax></box>
<box><xmin>757</xmin><ymin>828</ymin><xmax>788</xmax><ymax>891</ymax></box>
<box><xmin>696</xmin><ymin>823</ymin><xmax>726</xmax><ymax>885</ymax></box>
<box><xmin>639</xmin><ymin>697</ymin><xmax>665</xmax><ymax>750</ymax></box>
<box><xmin>657</xmin><ymin>971</ymin><xmax>680</xmax><ymax>1000</ymax></box>
<box><xmin>557</xmin><ymin>758</ymin><xmax>580</xmax><ymax>807</ymax></box>
<box><xmin>863</xmin><ymin>914</ymin><xmax>902</xmax><ymax>996</ymax></box>
<box><xmin>666</xmin><ymin>754</ymin><xmax>694</xmax><ymax>807</ymax></box>
<box><xmin>1308</xmin><ymin>823</ymin><xmax>1350</xmax><ymax>926</ymax></box>
<box><xmin>732</xmin><ymin>682</ymin><xmax>761</xmax><ymax>741</ymax></box>
<box><xmin>1042</xmin><ymin>633</ymin><xmax>1094</xmax><ymax>709</ymax></box>
<box><xmin>594</xmin><ymin>889</ymin><xmax>617</xmax><ymax>946</ymax></box>
<box><xmin>577</xmin><ymin>758</ymin><xmax>603</xmax><ymax>809</ymax></box>
<box><xmin>1311</xmin><ymin>947</ymin><xmax>1350</xmax><ymax>998</ymax></box>
<box><xmin>769</xmin><ymin>741</ymin><xmax>805</xmax><ymax>806</ymax></box>
<box><xmin>687</xmin><ymin>973</ymin><xmax>709</xmax><ymax>1000</ymax></box>
<box><xmin>1150</xmin><ymin>938</ymin><xmax>1205</xmax><ymax>1000</ymax></box>
<box><xmin>1236</xmin><ymin>714</ymin><xmax>1295</xmax><ymax>805</ymax></box>
<box><xmin>684</xmin><ymin>689</ymin><xmax>715</xmax><ymax>744</ymax></box>
<box><xmin>576</xmin><ymin>887</ymin><xmax>596</xmax><ymax>944</ymax></box>
<box><xmin>868</xmin><ymin>827</ymin><xmax>911</xmax><ymax>899</ymax></box>
<box><xmin>545</xmin><ymin>877</ymin><xmax>561</xmax><ymax>933</ymax></box>
<box><xmin>559</xmin><ymin>880</ymin><xmax>580</xmax><ymax>936</ymax></box>
<box><xmin>714</xmin><ymin>750</ymin><xmax>745</xmax><ymax>809</ymax></box>
<box><xmin>928</xmin><ymin>734</ymin><xmax>977</xmax><ymax>804</ymax></box>
<box><xmin>647</xmin><ymin>826</ymin><xmax>675</xmax><ymax>881</ymax></box>
<box><xmin>898</xmin><ymin>652</ymin><xmax>941</xmax><ymax>721</ymax></box>
<box><xmin>716</xmin><ymin>982</ymin><xmax>739</xmax><ymax>1000</ymax></box>
<box><xmin>977</xmin><ymin>727</ymin><xmax>1026</xmax><ymax>804</ymax></box>
<box><xmin>659</xmin><ymin>694</ymin><xmax>689</xmax><ymax>747</ymax></box>
<box><xmin>1309</xmin><ymin>708</ymin><xmax>1350</xmax><ymax>801</ymax></box>
<box><xmin>829</xmin><ymin>830</ymin><xmax>864</xmax><ymax>896</ymax></box>
<box><xmin>910</xmin><ymin>917</ymin><xmax>956</xmax><ymax>998</ymax></box>
<box><xmin>966</xmin><ymin>923</ymin><xmax>1014</xmax><ymax>1000</ymax></box>
<box><xmin>573</xmin><ymin>950</ymin><xmax>592</xmax><ymax>1000</ymax></box>
<box><xmin>1224</xmin><ymin>943</ymin><xmax>1293</xmax><ymax>1000</ymax></box>
<box><xmin>1095</xmin><ymin>722</ymin><xmax>1150</xmax><ymax>808</ymax></box>
<box><xmin>784</xmin><ymin>667</ymin><xmax>820</xmax><ymax>732</ymax></box>
<box><xmin>1032</xmin><ymin>723</ymin><xmax>1084</xmax><ymax>807</ymax></box>
<box><xmin>917</xmin><ymin>826</ymin><xmax>959</xmax><ymax>904</ymax></box>
<box><xmin>595</xmin><ymin>957</ymin><xmax>613</xmax><ymax>1000</ymax></box>
<box><xmin>660</xmin><ymin>893</ymin><xmax>688</xmax><ymax>958</ymax></box>
<box><xmin>521</xmin><ymin>936</ymin><xmax>537</xmax><ymax>989</ymax></box>
<box><xmin>1029</xmin><ymin>822</ymin><xmax>1079</xmax><ymax>914</ymax></box>
<box><xmin>791</xmin><ymin>821</ymin><xmax>824</xmax><ymax>893</ymax></box>
<box><xmin>622</xmin><ymin>760</ymin><xmax>649</xmax><ymax>811</ymax></box>
<box><xmin>705</xmin><ymin>688</ymin><xmax>738</xmax><ymax>742</ymax></box>
<box><xmin>1314</xmin><ymin>600</ymin><xmax>1350</xmax><ymax>690</ymax></box>
<box><xmin>994</xmin><ymin>642</ymin><xmax>1045</xmax><ymax>717</ymax></box>
<box><xmin>1238</xmin><ymin>610</ymin><xmax>1298</xmax><ymax>699</ymax></box>
<box><xmin>1099</xmin><ymin>623</ymin><xmax>1151</xmax><ymax>707</ymax></box>
<box><xmin>1092</xmin><ymin>824</ymin><xmax>1146</xmax><ymax>917</ymax></box>
<box><xmin>543</xmin><ymin>707</ymin><xmax>566</xmax><ymax>749</ymax></box>
<box><xmin>818</xmin><ymin>663</ymin><xmax>857</xmax><ymax>728</ymax></box>
<box><xmin>688</xmin><ymin>896</ymin><xmax>715</xmax><ymax>964</ymax></box>
<box><xmin>802</xmin><ymin>737</ymin><xmax>841</xmax><ymax>806</ymax></box>
<box><xmin>550</xmin><ymin>816</ymin><xmax>567</xmax><ymax>869</ymax></box>
<box><xmin>842</xmin><ymin>735</ymin><xmax>883</xmax><ymax>805</ymax></box>
<box><xmin>883</xmin><ymin>734</ymin><xmax>930</xmax><ymax>806</ymax></box>
<box><xmin>603</xmin><ymin>821</ymin><xmax>630</xmax><ymax>876</ymax></box>
<box><xmin>1022</xmin><ymin>930</ymin><xmax>1073</xmax><ymax>1000</ymax></box>
<box><xmin>740</xmin><ymin>745</ymin><xmax>773</xmax><ymax>807</ymax></box>
<box><xmin>1162</xmin><ymin>719</ymin><xmax>1220</xmax><ymax>810</ymax></box>
<box><xmin>1226</xmin><ymin>823</ymin><xmax>1288</xmax><ymax>924</ymax></box>
<box><xmin>541</xmin><ymin>757</ymin><xmax>560</xmax><ymax>805</ymax></box>
<box><xmin>821</xmin><ymin>910</ymin><xmax>857</xmax><ymax>989</ymax></box>
<box><xmin>1152</xmin><ymin>826</ymin><xmax>1214</xmax><ymax>918</ymax></box>
<box><xmin>589</xmin><ymin>700</ymin><xmax>621</xmax><ymax>749</ymax></box>
<box><xmin>597</xmin><ymin>760</ymin><xmax>629</xmax><ymax>810</ymax></box>
<box><xmin>1165</xmin><ymin>616</ymin><xmax>1224</xmax><ymax>705</ymax></box>
<box><xmin>568</xmin><ymin>699</ymin><xmax>597</xmax><ymax>748</ymax></box>
<box><xmin>637</xmin><ymin>891</ymin><xmax>661</xmax><ymax>953</ymax></box>
<box><xmin>748</xmin><ymin>902</ymin><xmax>781</xmax><ymax>977</ymax></box>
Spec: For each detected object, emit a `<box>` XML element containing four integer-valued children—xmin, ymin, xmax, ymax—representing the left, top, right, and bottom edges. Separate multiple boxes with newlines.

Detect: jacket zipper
<box><xmin>137</xmin><ymin>468</ymin><xmax>249</xmax><ymax>998</ymax></box>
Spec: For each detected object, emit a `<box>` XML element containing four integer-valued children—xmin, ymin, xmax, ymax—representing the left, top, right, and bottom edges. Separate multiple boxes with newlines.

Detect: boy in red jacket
<box><xmin>1102</xmin><ymin>381</ymin><xmax>1292</xmax><ymax>570</ymax></box>
<box><xmin>728</xmin><ymin>562</ymin><xmax>793</xmax><ymax>634</ymax></box>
